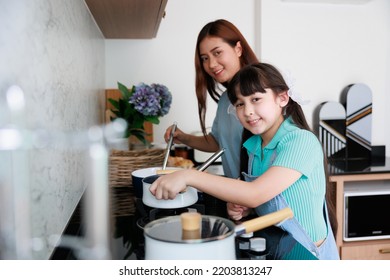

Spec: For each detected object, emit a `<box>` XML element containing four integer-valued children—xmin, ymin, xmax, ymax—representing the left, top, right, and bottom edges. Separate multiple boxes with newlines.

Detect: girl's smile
<box><xmin>247</xmin><ymin>117</ymin><xmax>261</xmax><ymax>126</ymax></box>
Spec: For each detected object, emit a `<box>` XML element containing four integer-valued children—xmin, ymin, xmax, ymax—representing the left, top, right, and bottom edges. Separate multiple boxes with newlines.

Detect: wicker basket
<box><xmin>110</xmin><ymin>187</ymin><xmax>137</xmax><ymax>217</ymax></box>
<box><xmin>109</xmin><ymin>148</ymin><xmax>165</xmax><ymax>217</ymax></box>
<box><xmin>109</xmin><ymin>148</ymin><xmax>165</xmax><ymax>188</ymax></box>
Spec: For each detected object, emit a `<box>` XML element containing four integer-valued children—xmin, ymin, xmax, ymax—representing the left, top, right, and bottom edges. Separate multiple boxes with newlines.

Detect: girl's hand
<box><xmin>149</xmin><ymin>170</ymin><xmax>189</xmax><ymax>199</ymax></box>
<box><xmin>227</xmin><ymin>202</ymin><xmax>251</xmax><ymax>221</ymax></box>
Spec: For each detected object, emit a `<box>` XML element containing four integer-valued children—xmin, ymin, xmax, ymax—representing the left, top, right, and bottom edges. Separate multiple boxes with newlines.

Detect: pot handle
<box><xmin>235</xmin><ymin>207</ymin><xmax>294</xmax><ymax>235</ymax></box>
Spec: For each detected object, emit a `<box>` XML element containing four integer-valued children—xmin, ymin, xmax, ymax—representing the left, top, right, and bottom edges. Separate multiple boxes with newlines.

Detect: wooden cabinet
<box><xmin>85</xmin><ymin>0</ymin><xmax>168</xmax><ymax>39</ymax></box>
<box><xmin>330</xmin><ymin>172</ymin><xmax>390</xmax><ymax>260</ymax></box>
<box><xmin>341</xmin><ymin>241</ymin><xmax>390</xmax><ymax>260</ymax></box>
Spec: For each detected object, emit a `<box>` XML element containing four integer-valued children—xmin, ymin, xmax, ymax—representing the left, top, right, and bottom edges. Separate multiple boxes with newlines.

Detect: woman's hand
<box><xmin>149</xmin><ymin>170</ymin><xmax>190</xmax><ymax>199</ymax></box>
<box><xmin>227</xmin><ymin>202</ymin><xmax>251</xmax><ymax>221</ymax></box>
<box><xmin>164</xmin><ymin>125</ymin><xmax>220</xmax><ymax>152</ymax></box>
<box><xmin>164</xmin><ymin>125</ymin><xmax>186</xmax><ymax>145</ymax></box>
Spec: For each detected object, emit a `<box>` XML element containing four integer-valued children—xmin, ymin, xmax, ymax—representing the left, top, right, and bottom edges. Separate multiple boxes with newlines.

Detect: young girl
<box><xmin>151</xmin><ymin>63</ymin><xmax>339</xmax><ymax>260</ymax></box>
<box><xmin>164</xmin><ymin>19</ymin><xmax>259</xmax><ymax>180</ymax></box>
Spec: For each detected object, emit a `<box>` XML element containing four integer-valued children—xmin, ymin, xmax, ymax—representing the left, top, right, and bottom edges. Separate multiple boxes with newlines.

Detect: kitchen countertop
<box><xmin>328</xmin><ymin>157</ymin><xmax>390</xmax><ymax>175</ymax></box>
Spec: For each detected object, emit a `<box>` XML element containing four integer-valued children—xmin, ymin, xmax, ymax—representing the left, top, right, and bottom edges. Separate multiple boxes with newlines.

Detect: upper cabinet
<box><xmin>85</xmin><ymin>0</ymin><xmax>168</xmax><ymax>39</ymax></box>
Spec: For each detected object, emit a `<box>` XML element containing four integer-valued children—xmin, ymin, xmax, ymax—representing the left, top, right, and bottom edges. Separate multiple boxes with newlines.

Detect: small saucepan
<box><xmin>132</xmin><ymin>167</ymin><xmax>182</xmax><ymax>198</ymax></box>
<box><xmin>144</xmin><ymin>207</ymin><xmax>294</xmax><ymax>259</ymax></box>
<box><xmin>141</xmin><ymin>149</ymin><xmax>225</xmax><ymax>209</ymax></box>
<box><xmin>142</xmin><ymin>175</ymin><xmax>198</xmax><ymax>209</ymax></box>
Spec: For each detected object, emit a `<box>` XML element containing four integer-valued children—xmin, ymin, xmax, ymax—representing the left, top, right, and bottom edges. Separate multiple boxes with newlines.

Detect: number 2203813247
<box><xmin>212</xmin><ymin>266</ymin><xmax>272</xmax><ymax>276</ymax></box>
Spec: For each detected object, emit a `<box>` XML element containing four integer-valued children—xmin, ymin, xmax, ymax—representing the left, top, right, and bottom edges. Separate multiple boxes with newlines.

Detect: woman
<box><xmin>152</xmin><ymin>63</ymin><xmax>339</xmax><ymax>260</ymax></box>
<box><xmin>164</xmin><ymin>19</ymin><xmax>259</xmax><ymax>180</ymax></box>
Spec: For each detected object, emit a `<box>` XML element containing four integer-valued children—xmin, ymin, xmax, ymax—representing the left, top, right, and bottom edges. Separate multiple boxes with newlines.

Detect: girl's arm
<box><xmin>149</xmin><ymin>166</ymin><xmax>301</xmax><ymax>208</ymax></box>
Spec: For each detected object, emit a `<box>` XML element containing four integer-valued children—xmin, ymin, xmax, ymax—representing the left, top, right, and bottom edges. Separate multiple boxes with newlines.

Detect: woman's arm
<box><xmin>150</xmin><ymin>166</ymin><xmax>302</xmax><ymax>208</ymax></box>
<box><xmin>164</xmin><ymin>125</ymin><xmax>219</xmax><ymax>152</ymax></box>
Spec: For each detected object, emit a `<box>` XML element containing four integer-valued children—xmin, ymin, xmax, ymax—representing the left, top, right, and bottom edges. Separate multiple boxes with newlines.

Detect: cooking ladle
<box><xmin>162</xmin><ymin>122</ymin><xmax>177</xmax><ymax>171</ymax></box>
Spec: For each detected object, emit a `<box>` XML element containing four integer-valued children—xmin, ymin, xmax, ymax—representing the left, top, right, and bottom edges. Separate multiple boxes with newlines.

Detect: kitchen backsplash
<box><xmin>0</xmin><ymin>0</ymin><xmax>104</xmax><ymax>259</ymax></box>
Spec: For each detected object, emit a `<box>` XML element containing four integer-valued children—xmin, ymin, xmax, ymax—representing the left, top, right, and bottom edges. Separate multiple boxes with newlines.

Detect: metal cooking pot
<box><xmin>141</xmin><ymin>149</ymin><xmax>225</xmax><ymax>209</ymax></box>
<box><xmin>143</xmin><ymin>207</ymin><xmax>294</xmax><ymax>260</ymax></box>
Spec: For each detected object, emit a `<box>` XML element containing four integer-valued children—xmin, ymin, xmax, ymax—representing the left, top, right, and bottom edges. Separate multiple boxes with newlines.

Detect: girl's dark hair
<box><xmin>227</xmin><ymin>63</ymin><xmax>338</xmax><ymax>237</ymax></box>
<box><xmin>195</xmin><ymin>19</ymin><xmax>259</xmax><ymax>136</ymax></box>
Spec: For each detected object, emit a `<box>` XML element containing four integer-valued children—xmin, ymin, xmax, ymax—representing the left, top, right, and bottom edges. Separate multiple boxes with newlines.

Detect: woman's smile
<box><xmin>213</xmin><ymin>68</ymin><xmax>223</xmax><ymax>75</ymax></box>
<box><xmin>213</xmin><ymin>68</ymin><xmax>224</xmax><ymax>80</ymax></box>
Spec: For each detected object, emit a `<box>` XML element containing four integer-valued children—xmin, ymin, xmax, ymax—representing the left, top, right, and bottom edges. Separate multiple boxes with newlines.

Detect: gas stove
<box><xmin>52</xmin><ymin>193</ymin><xmax>318</xmax><ymax>260</ymax></box>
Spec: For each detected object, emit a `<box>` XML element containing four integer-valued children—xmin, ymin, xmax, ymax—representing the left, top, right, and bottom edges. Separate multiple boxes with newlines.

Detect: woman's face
<box><xmin>199</xmin><ymin>36</ymin><xmax>242</xmax><ymax>84</ymax></box>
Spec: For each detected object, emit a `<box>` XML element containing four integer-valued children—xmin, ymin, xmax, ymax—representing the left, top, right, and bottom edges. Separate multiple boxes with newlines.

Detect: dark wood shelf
<box><xmin>85</xmin><ymin>0</ymin><xmax>168</xmax><ymax>39</ymax></box>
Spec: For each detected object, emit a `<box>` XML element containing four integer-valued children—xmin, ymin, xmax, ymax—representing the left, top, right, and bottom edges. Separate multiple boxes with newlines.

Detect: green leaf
<box><xmin>131</xmin><ymin>130</ymin><xmax>148</xmax><ymax>145</ymax></box>
<box><xmin>110</xmin><ymin>110</ymin><xmax>120</xmax><ymax>118</ymax></box>
<box><xmin>132</xmin><ymin>117</ymin><xmax>145</xmax><ymax>129</ymax></box>
<box><xmin>144</xmin><ymin>116</ymin><xmax>160</xmax><ymax>124</ymax></box>
<box><xmin>124</xmin><ymin>104</ymin><xmax>137</xmax><ymax>120</ymax></box>
<box><xmin>117</xmin><ymin>82</ymin><xmax>135</xmax><ymax>100</ymax></box>
<box><xmin>108</xmin><ymin>98</ymin><xmax>120</xmax><ymax>110</ymax></box>
<box><xmin>117</xmin><ymin>82</ymin><xmax>130</xmax><ymax>98</ymax></box>
<box><xmin>123</xmin><ymin>130</ymin><xmax>131</xmax><ymax>138</ymax></box>
<box><xmin>117</xmin><ymin>99</ymin><xmax>129</xmax><ymax>119</ymax></box>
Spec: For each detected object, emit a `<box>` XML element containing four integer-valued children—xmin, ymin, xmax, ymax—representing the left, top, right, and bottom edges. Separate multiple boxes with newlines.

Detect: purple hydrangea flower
<box><xmin>151</xmin><ymin>83</ymin><xmax>172</xmax><ymax>116</ymax></box>
<box><xmin>129</xmin><ymin>82</ymin><xmax>172</xmax><ymax>117</ymax></box>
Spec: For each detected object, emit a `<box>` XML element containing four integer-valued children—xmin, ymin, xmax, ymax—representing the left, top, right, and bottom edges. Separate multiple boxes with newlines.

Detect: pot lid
<box><xmin>144</xmin><ymin>215</ymin><xmax>235</xmax><ymax>243</ymax></box>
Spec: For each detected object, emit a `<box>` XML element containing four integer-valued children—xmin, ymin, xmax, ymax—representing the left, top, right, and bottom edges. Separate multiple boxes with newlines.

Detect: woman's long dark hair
<box><xmin>227</xmin><ymin>63</ymin><xmax>338</xmax><ymax>237</ymax></box>
<box><xmin>194</xmin><ymin>19</ymin><xmax>259</xmax><ymax>136</ymax></box>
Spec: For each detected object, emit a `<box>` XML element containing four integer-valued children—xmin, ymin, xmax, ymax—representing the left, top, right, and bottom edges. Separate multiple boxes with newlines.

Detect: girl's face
<box><xmin>233</xmin><ymin>89</ymin><xmax>288</xmax><ymax>145</ymax></box>
<box><xmin>199</xmin><ymin>36</ymin><xmax>242</xmax><ymax>84</ymax></box>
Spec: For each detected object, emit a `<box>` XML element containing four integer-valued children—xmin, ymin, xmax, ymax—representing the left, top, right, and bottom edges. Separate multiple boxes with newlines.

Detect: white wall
<box><xmin>105</xmin><ymin>0</ymin><xmax>256</xmax><ymax>144</ymax></box>
<box><xmin>0</xmin><ymin>0</ymin><xmax>105</xmax><ymax>259</ymax></box>
<box><xmin>106</xmin><ymin>0</ymin><xmax>389</xmax><ymax>156</ymax></box>
<box><xmin>260</xmin><ymin>0</ymin><xmax>390</xmax><ymax>154</ymax></box>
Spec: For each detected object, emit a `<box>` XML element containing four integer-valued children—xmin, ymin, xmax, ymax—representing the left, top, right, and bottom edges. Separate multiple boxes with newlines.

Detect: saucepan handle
<box><xmin>235</xmin><ymin>207</ymin><xmax>294</xmax><ymax>236</ymax></box>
